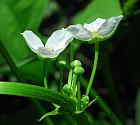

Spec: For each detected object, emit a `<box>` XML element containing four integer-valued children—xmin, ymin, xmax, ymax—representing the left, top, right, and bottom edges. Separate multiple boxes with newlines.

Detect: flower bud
<box><xmin>81</xmin><ymin>95</ymin><xmax>90</xmax><ymax>109</ymax></box>
<box><xmin>73</xmin><ymin>66</ymin><xmax>84</xmax><ymax>75</ymax></box>
<box><xmin>58</xmin><ymin>60</ymin><xmax>66</xmax><ymax>68</ymax></box>
<box><xmin>70</xmin><ymin>60</ymin><xmax>82</xmax><ymax>69</ymax></box>
<box><xmin>63</xmin><ymin>84</ymin><xmax>72</xmax><ymax>95</ymax></box>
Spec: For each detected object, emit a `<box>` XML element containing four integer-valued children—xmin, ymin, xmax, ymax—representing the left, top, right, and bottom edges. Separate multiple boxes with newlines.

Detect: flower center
<box><xmin>92</xmin><ymin>30</ymin><xmax>98</xmax><ymax>38</ymax></box>
<box><xmin>45</xmin><ymin>46</ymin><xmax>54</xmax><ymax>52</ymax></box>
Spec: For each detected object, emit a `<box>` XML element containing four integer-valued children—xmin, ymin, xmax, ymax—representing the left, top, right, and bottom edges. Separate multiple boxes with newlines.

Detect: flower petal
<box><xmin>97</xmin><ymin>15</ymin><xmax>123</xmax><ymax>37</ymax></box>
<box><xmin>66</xmin><ymin>24</ymin><xmax>92</xmax><ymax>41</ymax></box>
<box><xmin>84</xmin><ymin>18</ymin><xmax>106</xmax><ymax>32</ymax></box>
<box><xmin>45</xmin><ymin>29</ymin><xmax>73</xmax><ymax>51</ymax></box>
<box><xmin>37</xmin><ymin>47</ymin><xmax>63</xmax><ymax>58</ymax></box>
<box><xmin>21</xmin><ymin>30</ymin><xmax>44</xmax><ymax>53</ymax></box>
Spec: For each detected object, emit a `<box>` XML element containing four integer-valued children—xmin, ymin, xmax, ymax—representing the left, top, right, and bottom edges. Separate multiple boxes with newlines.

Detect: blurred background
<box><xmin>0</xmin><ymin>0</ymin><xmax>140</xmax><ymax>125</ymax></box>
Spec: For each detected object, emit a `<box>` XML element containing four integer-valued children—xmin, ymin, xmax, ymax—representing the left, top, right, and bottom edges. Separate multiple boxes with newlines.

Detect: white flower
<box><xmin>21</xmin><ymin>15</ymin><xmax>123</xmax><ymax>58</ymax></box>
<box><xmin>21</xmin><ymin>29</ymin><xmax>73</xmax><ymax>58</ymax></box>
<box><xmin>66</xmin><ymin>15</ymin><xmax>123</xmax><ymax>43</ymax></box>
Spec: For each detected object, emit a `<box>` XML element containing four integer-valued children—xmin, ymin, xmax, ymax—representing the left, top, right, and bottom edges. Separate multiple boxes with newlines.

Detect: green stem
<box><xmin>59</xmin><ymin>67</ymin><xmax>63</xmax><ymax>91</ymax></box>
<box><xmin>68</xmin><ymin>69</ymin><xmax>73</xmax><ymax>85</ymax></box>
<box><xmin>44</xmin><ymin>59</ymin><xmax>48</xmax><ymax>88</ymax></box>
<box><xmin>70</xmin><ymin>42</ymin><xmax>75</xmax><ymax>63</ymax></box>
<box><xmin>86</xmin><ymin>43</ymin><xmax>99</xmax><ymax>96</ymax></box>
<box><xmin>80</xmin><ymin>77</ymin><xmax>124</xmax><ymax>125</ymax></box>
<box><xmin>72</xmin><ymin>74</ymin><xmax>77</xmax><ymax>95</ymax></box>
<box><xmin>77</xmin><ymin>80</ymin><xmax>81</xmax><ymax>110</ymax></box>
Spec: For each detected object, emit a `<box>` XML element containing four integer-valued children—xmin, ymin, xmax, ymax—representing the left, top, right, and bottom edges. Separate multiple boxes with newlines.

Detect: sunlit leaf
<box><xmin>73</xmin><ymin>0</ymin><xmax>122</xmax><ymax>24</ymax></box>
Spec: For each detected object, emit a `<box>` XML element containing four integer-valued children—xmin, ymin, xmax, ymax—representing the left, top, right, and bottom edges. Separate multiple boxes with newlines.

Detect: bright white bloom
<box><xmin>66</xmin><ymin>15</ymin><xmax>123</xmax><ymax>43</ymax></box>
<box><xmin>21</xmin><ymin>15</ymin><xmax>123</xmax><ymax>58</ymax></box>
<box><xmin>21</xmin><ymin>29</ymin><xmax>73</xmax><ymax>58</ymax></box>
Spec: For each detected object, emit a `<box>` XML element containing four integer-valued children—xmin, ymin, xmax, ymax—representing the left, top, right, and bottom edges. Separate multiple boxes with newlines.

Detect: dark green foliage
<box><xmin>0</xmin><ymin>0</ymin><xmax>139</xmax><ymax>124</ymax></box>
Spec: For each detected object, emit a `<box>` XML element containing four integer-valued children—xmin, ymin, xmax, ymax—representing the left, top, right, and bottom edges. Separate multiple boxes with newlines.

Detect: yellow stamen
<box><xmin>46</xmin><ymin>46</ymin><xmax>54</xmax><ymax>52</ymax></box>
<box><xmin>92</xmin><ymin>30</ymin><xmax>98</xmax><ymax>38</ymax></box>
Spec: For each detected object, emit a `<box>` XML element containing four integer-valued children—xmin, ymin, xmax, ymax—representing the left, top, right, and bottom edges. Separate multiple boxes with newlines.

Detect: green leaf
<box><xmin>1</xmin><ymin>0</ymin><xmax>48</xmax><ymax>31</ymax></box>
<box><xmin>136</xmin><ymin>89</ymin><xmax>140</xmax><ymax>125</ymax></box>
<box><xmin>0</xmin><ymin>2</ymin><xmax>30</xmax><ymax>61</ymax></box>
<box><xmin>0</xmin><ymin>0</ymin><xmax>47</xmax><ymax>62</ymax></box>
<box><xmin>73</xmin><ymin>0</ymin><xmax>122</xmax><ymax>24</ymax></box>
<box><xmin>0</xmin><ymin>82</ymin><xmax>76</xmax><ymax>112</ymax></box>
<box><xmin>9</xmin><ymin>0</ymin><xmax>47</xmax><ymax>31</ymax></box>
<box><xmin>0</xmin><ymin>0</ymin><xmax>48</xmax><ymax>81</ymax></box>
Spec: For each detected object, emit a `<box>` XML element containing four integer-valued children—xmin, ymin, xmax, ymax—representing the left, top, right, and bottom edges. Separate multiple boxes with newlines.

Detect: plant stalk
<box><xmin>86</xmin><ymin>42</ymin><xmax>99</xmax><ymax>96</ymax></box>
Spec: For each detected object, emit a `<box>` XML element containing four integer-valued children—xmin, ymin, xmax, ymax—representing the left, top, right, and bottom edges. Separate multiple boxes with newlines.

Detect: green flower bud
<box><xmin>70</xmin><ymin>60</ymin><xmax>82</xmax><ymax>69</ymax></box>
<box><xmin>81</xmin><ymin>95</ymin><xmax>90</xmax><ymax>109</ymax></box>
<box><xmin>58</xmin><ymin>60</ymin><xmax>66</xmax><ymax>67</ymax></box>
<box><xmin>63</xmin><ymin>84</ymin><xmax>72</xmax><ymax>95</ymax></box>
<box><xmin>57</xmin><ymin>58</ymin><xmax>67</xmax><ymax>68</ymax></box>
<box><xmin>73</xmin><ymin>66</ymin><xmax>84</xmax><ymax>75</ymax></box>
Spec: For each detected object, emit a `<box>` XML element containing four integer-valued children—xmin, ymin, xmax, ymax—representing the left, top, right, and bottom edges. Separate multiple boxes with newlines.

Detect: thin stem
<box><xmin>44</xmin><ymin>59</ymin><xmax>48</xmax><ymax>88</ymax></box>
<box><xmin>72</xmin><ymin>74</ymin><xmax>77</xmax><ymax>95</ymax></box>
<box><xmin>59</xmin><ymin>67</ymin><xmax>63</xmax><ymax>91</ymax></box>
<box><xmin>68</xmin><ymin>69</ymin><xmax>73</xmax><ymax>85</ymax></box>
<box><xmin>86</xmin><ymin>43</ymin><xmax>99</xmax><ymax>96</ymax></box>
<box><xmin>77</xmin><ymin>80</ymin><xmax>81</xmax><ymax>110</ymax></box>
<box><xmin>70</xmin><ymin>42</ymin><xmax>75</xmax><ymax>63</ymax></box>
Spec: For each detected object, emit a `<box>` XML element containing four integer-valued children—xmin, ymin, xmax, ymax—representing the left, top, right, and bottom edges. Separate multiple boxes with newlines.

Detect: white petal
<box><xmin>45</xmin><ymin>29</ymin><xmax>73</xmax><ymax>51</ymax></box>
<box><xmin>84</xmin><ymin>18</ymin><xmax>106</xmax><ymax>32</ymax></box>
<box><xmin>97</xmin><ymin>15</ymin><xmax>123</xmax><ymax>37</ymax></box>
<box><xmin>37</xmin><ymin>47</ymin><xmax>62</xmax><ymax>58</ymax></box>
<box><xmin>66</xmin><ymin>24</ymin><xmax>92</xmax><ymax>41</ymax></box>
<box><xmin>21</xmin><ymin>30</ymin><xmax>44</xmax><ymax>53</ymax></box>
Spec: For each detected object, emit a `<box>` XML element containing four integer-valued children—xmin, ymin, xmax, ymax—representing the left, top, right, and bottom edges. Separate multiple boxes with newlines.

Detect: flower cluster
<box><xmin>21</xmin><ymin>15</ymin><xmax>123</xmax><ymax>58</ymax></box>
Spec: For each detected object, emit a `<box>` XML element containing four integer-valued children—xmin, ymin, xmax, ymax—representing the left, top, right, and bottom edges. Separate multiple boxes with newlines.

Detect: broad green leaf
<box><xmin>0</xmin><ymin>0</ymin><xmax>48</xmax><ymax>61</ymax></box>
<box><xmin>136</xmin><ymin>89</ymin><xmax>140</xmax><ymax>125</ymax></box>
<box><xmin>0</xmin><ymin>82</ymin><xmax>76</xmax><ymax>112</ymax></box>
<box><xmin>6</xmin><ymin>0</ymin><xmax>48</xmax><ymax>31</ymax></box>
<box><xmin>0</xmin><ymin>1</ymin><xmax>48</xmax><ymax>82</ymax></box>
<box><xmin>73</xmin><ymin>0</ymin><xmax>122</xmax><ymax>24</ymax></box>
<box><xmin>1</xmin><ymin>0</ymin><xmax>48</xmax><ymax>31</ymax></box>
<box><xmin>0</xmin><ymin>3</ymin><xmax>30</xmax><ymax>61</ymax></box>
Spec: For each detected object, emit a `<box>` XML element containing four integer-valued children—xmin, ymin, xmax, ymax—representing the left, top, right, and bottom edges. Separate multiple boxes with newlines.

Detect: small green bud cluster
<box><xmin>63</xmin><ymin>84</ymin><xmax>72</xmax><ymax>96</ymax></box>
<box><xmin>70</xmin><ymin>60</ymin><xmax>84</xmax><ymax>75</ymax></box>
<box><xmin>73</xmin><ymin>66</ymin><xmax>84</xmax><ymax>75</ymax></box>
<box><xmin>81</xmin><ymin>95</ymin><xmax>90</xmax><ymax>109</ymax></box>
<box><xmin>70</xmin><ymin>60</ymin><xmax>82</xmax><ymax>68</ymax></box>
<box><xmin>63</xmin><ymin>60</ymin><xmax>85</xmax><ymax>99</ymax></box>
